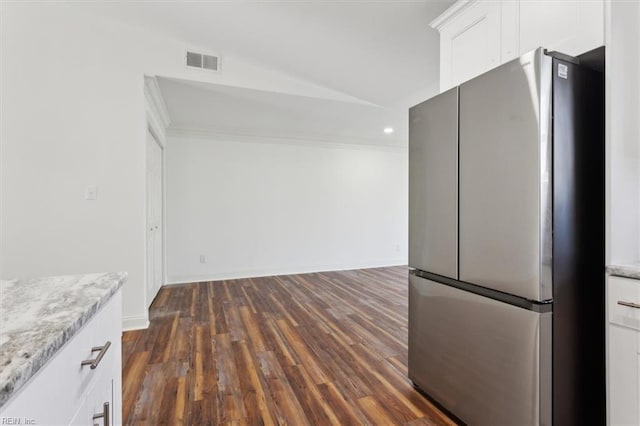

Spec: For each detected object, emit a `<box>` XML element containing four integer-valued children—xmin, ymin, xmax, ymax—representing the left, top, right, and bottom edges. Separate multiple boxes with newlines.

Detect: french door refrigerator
<box><xmin>408</xmin><ymin>47</ymin><xmax>605</xmax><ymax>426</ymax></box>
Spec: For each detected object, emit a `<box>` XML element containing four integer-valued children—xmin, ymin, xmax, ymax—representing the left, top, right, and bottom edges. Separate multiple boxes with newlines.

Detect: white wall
<box><xmin>606</xmin><ymin>0</ymin><xmax>640</xmax><ymax>265</ymax></box>
<box><xmin>165</xmin><ymin>133</ymin><xmax>408</xmax><ymax>283</ymax></box>
<box><xmin>0</xmin><ymin>3</ymin><xmax>368</xmax><ymax>329</ymax></box>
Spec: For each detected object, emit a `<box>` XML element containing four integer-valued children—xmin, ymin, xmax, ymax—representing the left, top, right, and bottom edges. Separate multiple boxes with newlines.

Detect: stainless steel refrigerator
<box><xmin>408</xmin><ymin>47</ymin><xmax>605</xmax><ymax>426</ymax></box>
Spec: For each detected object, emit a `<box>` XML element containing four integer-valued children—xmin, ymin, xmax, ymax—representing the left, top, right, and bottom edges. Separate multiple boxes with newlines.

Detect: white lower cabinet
<box><xmin>0</xmin><ymin>289</ymin><xmax>122</xmax><ymax>425</ymax></box>
<box><xmin>88</xmin><ymin>378</ymin><xmax>115</xmax><ymax>426</ymax></box>
<box><xmin>71</xmin><ymin>378</ymin><xmax>114</xmax><ymax>426</ymax></box>
<box><xmin>608</xmin><ymin>276</ymin><xmax>640</xmax><ymax>426</ymax></box>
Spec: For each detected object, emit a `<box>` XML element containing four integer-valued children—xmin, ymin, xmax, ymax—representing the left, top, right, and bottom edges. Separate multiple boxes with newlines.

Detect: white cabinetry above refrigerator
<box><xmin>430</xmin><ymin>0</ymin><xmax>605</xmax><ymax>91</ymax></box>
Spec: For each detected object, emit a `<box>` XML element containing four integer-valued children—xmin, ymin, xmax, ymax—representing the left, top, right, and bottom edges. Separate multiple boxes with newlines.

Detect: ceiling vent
<box><xmin>185</xmin><ymin>50</ymin><xmax>220</xmax><ymax>72</ymax></box>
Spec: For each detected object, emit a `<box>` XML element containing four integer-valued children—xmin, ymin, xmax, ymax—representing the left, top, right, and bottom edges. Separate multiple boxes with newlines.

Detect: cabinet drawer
<box><xmin>0</xmin><ymin>290</ymin><xmax>122</xmax><ymax>425</ymax></box>
<box><xmin>609</xmin><ymin>276</ymin><xmax>640</xmax><ymax>331</ymax></box>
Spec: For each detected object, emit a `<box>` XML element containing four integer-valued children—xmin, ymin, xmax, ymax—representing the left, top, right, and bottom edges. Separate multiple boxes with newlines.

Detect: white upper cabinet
<box><xmin>434</xmin><ymin>1</ymin><xmax>501</xmax><ymax>92</ymax></box>
<box><xmin>432</xmin><ymin>0</ymin><xmax>605</xmax><ymax>91</ymax></box>
<box><xmin>519</xmin><ymin>0</ymin><xmax>604</xmax><ymax>56</ymax></box>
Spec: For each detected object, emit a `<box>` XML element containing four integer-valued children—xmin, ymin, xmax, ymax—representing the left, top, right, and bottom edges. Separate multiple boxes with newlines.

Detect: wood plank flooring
<box><xmin>122</xmin><ymin>266</ymin><xmax>456</xmax><ymax>425</ymax></box>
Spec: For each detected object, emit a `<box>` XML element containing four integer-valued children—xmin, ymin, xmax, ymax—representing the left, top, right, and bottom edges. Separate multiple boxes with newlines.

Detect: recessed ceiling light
<box><xmin>383</xmin><ymin>127</ymin><xmax>394</xmax><ymax>134</ymax></box>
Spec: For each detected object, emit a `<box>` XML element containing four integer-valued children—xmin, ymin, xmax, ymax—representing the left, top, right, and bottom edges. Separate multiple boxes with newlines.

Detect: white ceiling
<box><xmin>83</xmin><ymin>0</ymin><xmax>454</xmax><ymax>144</ymax></box>
<box><xmin>158</xmin><ymin>76</ymin><xmax>410</xmax><ymax>145</ymax></box>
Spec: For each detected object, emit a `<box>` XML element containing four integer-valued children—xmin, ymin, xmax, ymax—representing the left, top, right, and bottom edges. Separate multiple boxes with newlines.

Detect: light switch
<box><xmin>85</xmin><ymin>186</ymin><xmax>97</xmax><ymax>200</ymax></box>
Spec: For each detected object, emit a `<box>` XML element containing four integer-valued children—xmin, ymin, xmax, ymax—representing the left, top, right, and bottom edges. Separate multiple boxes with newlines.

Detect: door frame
<box><xmin>144</xmin><ymin>76</ymin><xmax>170</xmax><ymax>308</ymax></box>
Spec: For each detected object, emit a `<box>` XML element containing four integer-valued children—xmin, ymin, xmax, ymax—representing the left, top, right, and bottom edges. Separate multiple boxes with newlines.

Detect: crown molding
<box><xmin>430</xmin><ymin>0</ymin><xmax>478</xmax><ymax>31</ymax></box>
<box><xmin>166</xmin><ymin>126</ymin><xmax>407</xmax><ymax>151</ymax></box>
<box><xmin>144</xmin><ymin>76</ymin><xmax>171</xmax><ymax>143</ymax></box>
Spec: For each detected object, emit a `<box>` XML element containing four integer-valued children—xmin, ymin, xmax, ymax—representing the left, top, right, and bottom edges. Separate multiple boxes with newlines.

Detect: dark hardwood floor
<box><xmin>122</xmin><ymin>266</ymin><xmax>456</xmax><ymax>425</ymax></box>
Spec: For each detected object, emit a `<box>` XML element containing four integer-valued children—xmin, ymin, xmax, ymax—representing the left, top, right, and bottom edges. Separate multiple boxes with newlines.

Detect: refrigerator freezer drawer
<box><xmin>409</xmin><ymin>87</ymin><xmax>458</xmax><ymax>279</ymax></box>
<box><xmin>408</xmin><ymin>274</ymin><xmax>551</xmax><ymax>426</ymax></box>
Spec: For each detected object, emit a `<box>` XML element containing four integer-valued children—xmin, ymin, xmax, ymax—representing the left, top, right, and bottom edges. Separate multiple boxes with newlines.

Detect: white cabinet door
<box><xmin>87</xmin><ymin>379</ymin><xmax>113</xmax><ymax>426</ymax></box>
<box><xmin>69</xmin><ymin>393</ymin><xmax>89</xmax><ymax>426</ymax></box>
<box><xmin>608</xmin><ymin>276</ymin><xmax>640</xmax><ymax>426</ymax></box>
<box><xmin>70</xmin><ymin>378</ymin><xmax>113</xmax><ymax>426</ymax></box>
<box><xmin>438</xmin><ymin>1</ymin><xmax>501</xmax><ymax>90</ymax></box>
<box><xmin>519</xmin><ymin>0</ymin><xmax>604</xmax><ymax>56</ymax></box>
<box><xmin>609</xmin><ymin>325</ymin><xmax>640</xmax><ymax>426</ymax></box>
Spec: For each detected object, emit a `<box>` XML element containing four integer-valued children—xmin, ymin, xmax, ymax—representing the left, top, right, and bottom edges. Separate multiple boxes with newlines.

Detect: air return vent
<box><xmin>185</xmin><ymin>50</ymin><xmax>220</xmax><ymax>72</ymax></box>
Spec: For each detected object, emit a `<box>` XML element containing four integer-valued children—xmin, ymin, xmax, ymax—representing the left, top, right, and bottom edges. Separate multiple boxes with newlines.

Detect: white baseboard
<box><xmin>122</xmin><ymin>314</ymin><xmax>149</xmax><ymax>331</ymax></box>
<box><xmin>166</xmin><ymin>259</ymin><xmax>407</xmax><ymax>285</ymax></box>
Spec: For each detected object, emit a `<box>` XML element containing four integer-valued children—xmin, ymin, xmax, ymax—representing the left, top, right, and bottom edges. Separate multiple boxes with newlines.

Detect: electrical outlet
<box><xmin>395</xmin><ymin>244</ymin><xmax>401</xmax><ymax>253</ymax></box>
<box><xmin>199</xmin><ymin>255</ymin><xmax>206</xmax><ymax>264</ymax></box>
<box><xmin>85</xmin><ymin>186</ymin><xmax>97</xmax><ymax>200</ymax></box>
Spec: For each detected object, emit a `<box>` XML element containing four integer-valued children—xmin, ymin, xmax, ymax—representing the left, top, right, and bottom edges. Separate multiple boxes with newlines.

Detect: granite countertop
<box><xmin>0</xmin><ymin>272</ymin><xmax>126</xmax><ymax>408</ymax></box>
<box><xmin>607</xmin><ymin>263</ymin><xmax>640</xmax><ymax>280</ymax></box>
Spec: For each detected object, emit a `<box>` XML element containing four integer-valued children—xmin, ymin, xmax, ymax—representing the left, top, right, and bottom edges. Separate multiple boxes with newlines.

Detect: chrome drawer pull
<box><xmin>93</xmin><ymin>402</ymin><xmax>109</xmax><ymax>426</ymax></box>
<box><xmin>617</xmin><ymin>301</ymin><xmax>640</xmax><ymax>309</ymax></box>
<box><xmin>81</xmin><ymin>341</ymin><xmax>111</xmax><ymax>369</ymax></box>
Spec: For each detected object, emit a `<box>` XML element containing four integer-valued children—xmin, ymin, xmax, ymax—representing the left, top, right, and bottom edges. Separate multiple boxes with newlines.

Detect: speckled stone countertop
<box><xmin>607</xmin><ymin>263</ymin><xmax>640</xmax><ymax>280</ymax></box>
<box><xmin>0</xmin><ymin>272</ymin><xmax>126</xmax><ymax>408</ymax></box>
